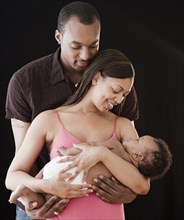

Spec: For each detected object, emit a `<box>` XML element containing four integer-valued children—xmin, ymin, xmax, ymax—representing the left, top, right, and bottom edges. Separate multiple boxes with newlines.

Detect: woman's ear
<box><xmin>92</xmin><ymin>71</ymin><xmax>102</xmax><ymax>85</ymax></box>
<box><xmin>55</xmin><ymin>29</ymin><xmax>62</xmax><ymax>44</ymax></box>
<box><xmin>132</xmin><ymin>152</ymin><xmax>144</xmax><ymax>161</ymax></box>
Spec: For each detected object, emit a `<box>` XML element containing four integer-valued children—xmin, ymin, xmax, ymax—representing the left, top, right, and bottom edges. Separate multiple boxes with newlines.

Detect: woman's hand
<box><xmin>57</xmin><ymin>146</ymin><xmax>82</xmax><ymax>156</ymax></box>
<box><xmin>45</xmin><ymin>171</ymin><xmax>92</xmax><ymax>199</ymax></box>
<box><xmin>58</xmin><ymin>144</ymin><xmax>106</xmax><ymax>183</ymax></box>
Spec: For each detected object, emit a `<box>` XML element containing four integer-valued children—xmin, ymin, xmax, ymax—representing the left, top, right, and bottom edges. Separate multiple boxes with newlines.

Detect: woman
<box><xmin>6</xmin><ymin>49</ymin><xmax>150</xmax><ymax>219</ymax></box>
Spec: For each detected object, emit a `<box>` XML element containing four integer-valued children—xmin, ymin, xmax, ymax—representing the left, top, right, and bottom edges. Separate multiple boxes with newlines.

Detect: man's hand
<box><xmin>92</xmin><ymin>175</ymin><xmax>137</xmax><ymax>204</ymax></box>
<box><xmin>25</xmin><ymin>196</ymin><xmax>69</xmax><ymax>219</ymax></box>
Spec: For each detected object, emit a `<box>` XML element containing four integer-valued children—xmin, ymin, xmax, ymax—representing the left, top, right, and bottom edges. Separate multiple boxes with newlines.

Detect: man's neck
<box><xmin>66</xmin><ymin>71</ymin><xmax>82</xmax><ymax>84</ymax></box>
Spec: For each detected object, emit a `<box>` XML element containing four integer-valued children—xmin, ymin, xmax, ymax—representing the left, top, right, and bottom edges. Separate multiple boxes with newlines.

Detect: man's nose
<box><xmin>79</xmin><ymin>48</ymin><xmax>90</xmax><ymax>60</ymax></box>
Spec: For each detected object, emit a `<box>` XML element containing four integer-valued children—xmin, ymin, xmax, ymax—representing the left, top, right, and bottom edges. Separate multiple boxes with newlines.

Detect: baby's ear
<box><xmin>132</xmin><ymin>152</ymin><xmax>144</xmax><ymax>161</ymax></box>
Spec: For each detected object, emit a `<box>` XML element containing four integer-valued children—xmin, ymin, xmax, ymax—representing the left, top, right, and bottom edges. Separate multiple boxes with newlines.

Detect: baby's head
<box><xmin>123</xmin><ymin>135</ymin><xmax>173</xmax><ymax>180</ymax></box>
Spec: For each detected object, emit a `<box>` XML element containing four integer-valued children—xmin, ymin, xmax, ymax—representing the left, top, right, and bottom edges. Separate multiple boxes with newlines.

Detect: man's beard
<box><xmin>74</xmin><ymin>63</ymin><xmax>86</xmax><ymax>74</ymax></box>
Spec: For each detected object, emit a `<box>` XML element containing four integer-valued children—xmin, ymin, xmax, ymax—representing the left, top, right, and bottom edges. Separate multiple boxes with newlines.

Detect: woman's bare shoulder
<box><xmin>117</xmin><ymin>117</ymin><xmax>138</xmax><ymax>139</ymax></box>
<box><xmin>117</xmin><ymin>116</ymin><xmax>132</xmax><ymax>126</ymax></box>
<box><xmin>32</xmin><ymin>109</ymin><xmax>58</xmax><ymax>126</ymax></box>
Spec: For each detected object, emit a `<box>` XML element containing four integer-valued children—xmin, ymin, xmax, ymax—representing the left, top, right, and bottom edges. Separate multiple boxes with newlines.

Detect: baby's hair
<box><xmin>138</xmin><ymin>138</ymin><xmax>172</xmax><ymax>180</ymax></box>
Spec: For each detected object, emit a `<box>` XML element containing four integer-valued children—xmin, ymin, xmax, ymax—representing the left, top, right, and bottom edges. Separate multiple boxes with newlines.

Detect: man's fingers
<box><xmin>97</xmin><ymin>175</ymin><xmax>122</xmax><ymax>191</ymax></box>
<box><xmin>48</xmin><ymin>199</ymin><xmax>69</xmax><ymax>215</ymax></box>
<box><xmin>93</xmin><ymin>176</ymin><xmax>116</xmax><ymax>194</ymax></box>
<box><xmin>91</xmin><ymin>185</ymin><xmax>111</xmax><ymax>203</ymax></box>
<box><xmin>26</xmin><ymin>195</ymin><xmax>57</xmax><ymax>212</ymax></box>
<box><xmin>26</xmin><ymin>196</ymin><xmax>61</xmax><ymax>218</ymax></box>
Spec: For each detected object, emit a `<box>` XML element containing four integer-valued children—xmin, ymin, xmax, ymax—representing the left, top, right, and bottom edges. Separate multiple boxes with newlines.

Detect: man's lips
<box><xmin>77</xmin><ymin>60</ymin><xmax>89</xmax><ymax>67</ymax></box>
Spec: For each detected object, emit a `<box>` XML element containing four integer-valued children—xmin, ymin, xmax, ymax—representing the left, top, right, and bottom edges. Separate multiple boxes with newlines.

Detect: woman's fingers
<box><xmin>69</xmin><ymin>185</ymin><xmax>93</xmax><ymax>198</ymax></box>
<box><xmin>57</xmin><ymin>146</ymin><xmax>81</xmax><ymax>156</ymax></box>
<box><xmin>82</xmin><ymin>170</ymin><xmax>88</xmax><ymax>183</ymax></box>
<box><xmin>64</xmin><ymin>183</ymin><xmax>93</xmax><ymax>198</ymax></box>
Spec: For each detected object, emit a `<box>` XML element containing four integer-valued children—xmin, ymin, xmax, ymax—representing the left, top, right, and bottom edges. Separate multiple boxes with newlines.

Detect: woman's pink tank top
<box><xmin>50</xmin><ymin>112</ymin><xmax>125</xmax><ymax>220</ymax></box>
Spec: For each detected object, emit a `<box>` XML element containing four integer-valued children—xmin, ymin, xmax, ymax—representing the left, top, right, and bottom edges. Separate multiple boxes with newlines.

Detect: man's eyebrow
<box><xmin>71</xmin><ymin>40</ymin><xmax>99</xmax><ymax>45</ymax></box>
<box><xmin>71</xmin><ymin>41</ymin><xmax>80</xmax><ymax>44</ymax></box>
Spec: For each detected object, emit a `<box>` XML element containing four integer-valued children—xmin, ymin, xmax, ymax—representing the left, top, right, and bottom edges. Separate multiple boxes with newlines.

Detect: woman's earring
<box><xmin>92</xmin><ymin>80</ymin><xmax>97</xmax><ymax>86</ymax></box>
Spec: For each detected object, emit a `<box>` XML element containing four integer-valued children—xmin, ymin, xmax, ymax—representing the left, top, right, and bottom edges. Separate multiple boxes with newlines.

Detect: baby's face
<box><xmin>122</xmin><ymin>135</ymin><xmax>158</xmax><ymax>155</ymax></box>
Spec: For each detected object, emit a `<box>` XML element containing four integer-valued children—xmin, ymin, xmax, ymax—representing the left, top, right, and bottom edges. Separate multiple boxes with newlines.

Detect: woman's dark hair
<box><xmin>64</xmin><ymin>49</ymin><xmax>135</xmax><ymax>114</ymax></box>
<box><xmin>57</xmin><ymin>1</ymin><xmax>101</xmax><ymax>34</ymax></box>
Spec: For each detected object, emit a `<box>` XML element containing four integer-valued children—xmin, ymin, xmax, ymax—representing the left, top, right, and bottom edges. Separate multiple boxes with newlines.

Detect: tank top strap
<box><xmin>55</xmin><ymin>111</ymin><xmax>63</xmax><ymax>127</ymax></box>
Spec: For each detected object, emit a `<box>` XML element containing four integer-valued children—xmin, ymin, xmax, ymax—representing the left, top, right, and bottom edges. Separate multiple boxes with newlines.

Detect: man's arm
<box><xmin>11</xmin><ymin>118</ymin><xmax>30</xmax><ymax>153</ymax></box>
<box><xmin>11</xmin><ymin>118</ymin><xmax>39</xmax><ymax>176</ymax></box>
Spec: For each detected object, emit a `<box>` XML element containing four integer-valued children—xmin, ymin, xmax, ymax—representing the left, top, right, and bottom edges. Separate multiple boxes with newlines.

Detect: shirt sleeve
<box><xmin>5</xmin><ymin>72</ymin><xmax>32</xmax><ymax>122</ymax></box>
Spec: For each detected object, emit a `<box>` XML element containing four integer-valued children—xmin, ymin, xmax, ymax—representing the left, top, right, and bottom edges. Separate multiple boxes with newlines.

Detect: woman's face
<box><xmin>92</xmin><ymin>72</ymin><xmax>134</xmax><ymax>112</ymax></box>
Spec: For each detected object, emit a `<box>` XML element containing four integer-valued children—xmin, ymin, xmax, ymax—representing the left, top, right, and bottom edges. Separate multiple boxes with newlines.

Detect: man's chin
<box><xmin>75</xmin><ymin>66</ymin><xmax>86</xmax><ymax>74</ymax></box>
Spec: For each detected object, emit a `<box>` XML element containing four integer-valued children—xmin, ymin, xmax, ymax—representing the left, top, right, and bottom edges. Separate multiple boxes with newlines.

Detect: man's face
<box><xmin>57</xmin><ymin>16</ymin><xmax>101</xmax><ymax>74</ymax></box>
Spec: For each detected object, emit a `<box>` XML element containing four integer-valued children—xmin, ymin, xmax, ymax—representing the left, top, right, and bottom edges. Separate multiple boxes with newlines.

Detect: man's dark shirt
<box><xmin>5</xmin><ymin>48</ymin><xmax>139</xmax><ymax>168</ymax></box>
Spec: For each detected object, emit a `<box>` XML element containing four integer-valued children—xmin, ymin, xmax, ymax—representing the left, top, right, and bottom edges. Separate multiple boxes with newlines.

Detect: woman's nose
<box><xmin>115</xmin><ymin>94</ymin><xmax>124</xmax><ymax>104</ymax></box>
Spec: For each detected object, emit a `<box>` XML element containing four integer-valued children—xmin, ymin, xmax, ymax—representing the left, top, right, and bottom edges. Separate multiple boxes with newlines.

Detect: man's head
<box><xmin>123</xmin><ymin>136</ymin><xmax>173</xmax><ymax>180</ymax></box>
<box><xmin>55</xmin><ymin>2</ymin><xmax>101</xmax><ymax>74</ymax></box>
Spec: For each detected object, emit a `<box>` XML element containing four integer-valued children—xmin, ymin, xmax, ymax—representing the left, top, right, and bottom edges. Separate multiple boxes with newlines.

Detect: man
<box><xmin>5</xmin><ymin>2</ymin><xmax>139</xmax><ymax>219</ymax></box>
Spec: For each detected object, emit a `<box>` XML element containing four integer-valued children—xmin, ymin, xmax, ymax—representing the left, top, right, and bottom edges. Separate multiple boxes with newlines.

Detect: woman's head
<box><xmin>65</xmin><ymin>49</ymin><xmax>135</xmax><ymax>113</ymax></box>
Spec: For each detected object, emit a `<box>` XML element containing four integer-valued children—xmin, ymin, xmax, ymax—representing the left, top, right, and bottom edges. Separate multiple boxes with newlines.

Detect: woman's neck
<box><xmin>68</xmin><ymin>100</ymin><xmax>98</xmax><ymax>114</ymax></box>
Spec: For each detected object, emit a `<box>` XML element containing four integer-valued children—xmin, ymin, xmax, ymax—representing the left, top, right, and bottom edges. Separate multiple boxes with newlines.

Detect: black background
<box><xmin>0</xmin><ymin>0</ymin><xmax>183</xmax><ymax>219</ymax></box>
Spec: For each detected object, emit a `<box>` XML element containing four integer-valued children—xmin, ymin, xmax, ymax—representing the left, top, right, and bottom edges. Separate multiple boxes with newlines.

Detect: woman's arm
<box><xmin>5</xmin><ymin>111</ymin><xmax>91</xmax><ymax>199</ymax></box>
